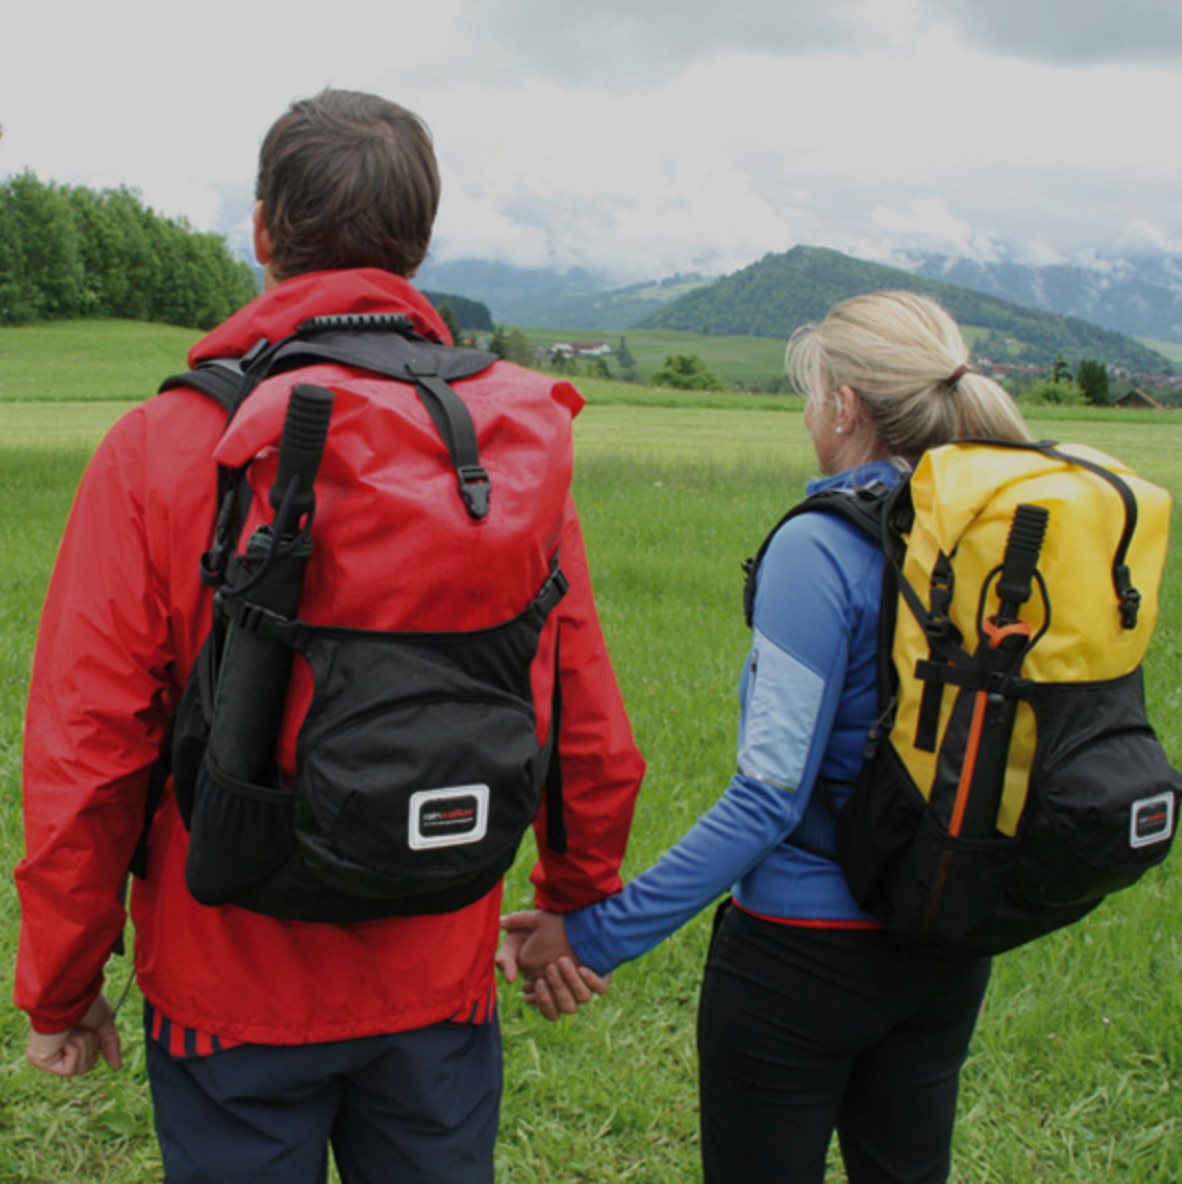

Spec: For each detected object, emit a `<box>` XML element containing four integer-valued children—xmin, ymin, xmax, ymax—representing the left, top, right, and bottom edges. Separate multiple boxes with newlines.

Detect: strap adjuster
<box><xmin>457</xmin><ymin>464</ymin><xmax>491</xmax><ymax>520</ymax></box>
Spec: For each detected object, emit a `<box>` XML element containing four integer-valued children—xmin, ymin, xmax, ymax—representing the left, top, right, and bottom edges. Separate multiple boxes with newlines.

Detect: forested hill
<box><xmin>640</xmin><ymin>245</ymin><xmax>1172</xmax><ymax>373</ymax></box>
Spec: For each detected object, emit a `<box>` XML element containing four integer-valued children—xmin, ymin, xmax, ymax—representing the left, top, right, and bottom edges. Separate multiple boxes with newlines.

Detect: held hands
<box><xmin>26</xmin><ymin>995</ymin><xmax>122</xmax><ymax>1078</ymax></box>
<box><xmin>498</xmin><ymin>911</ymin><xmax>610</xmax><ymax>1022</ymax></box>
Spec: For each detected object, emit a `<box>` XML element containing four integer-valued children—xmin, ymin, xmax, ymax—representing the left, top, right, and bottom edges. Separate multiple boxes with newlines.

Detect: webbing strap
<box><xmin>241</xmin><ymin>332</ymin><xmax>495</xmax><ymax>521</ymax></box>
<box><xmin>543</xmin><ymin>632</ymin><xmax>568</xmax><ymax>855</ymax></box>
<box><xmin>404</xmin><ymin>364</ymin><xmax>490</xmax><ymax>520</ymax></box>
<box><xmin>958</xmin><ymin>438</ymin><xmax>1143</xmax><ymax>628</ymax></box>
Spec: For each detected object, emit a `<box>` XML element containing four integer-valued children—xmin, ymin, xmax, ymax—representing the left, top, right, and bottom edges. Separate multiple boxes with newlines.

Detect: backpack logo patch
<box><xmin>1130</xmin><ymin>793</ymin><xmax>1176</xmax><ymax>850</ymax></box>
<box><xmin>409</xmin><ymin>785</ymin><xmax>490</xmax><ymax>850</ymax></box>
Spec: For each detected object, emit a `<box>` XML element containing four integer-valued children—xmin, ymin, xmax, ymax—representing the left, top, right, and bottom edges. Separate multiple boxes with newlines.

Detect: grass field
<box><xmin>1</xmin><ymin>322</ymin><xmax>1181</xmax><ymax>1182</ymax></box>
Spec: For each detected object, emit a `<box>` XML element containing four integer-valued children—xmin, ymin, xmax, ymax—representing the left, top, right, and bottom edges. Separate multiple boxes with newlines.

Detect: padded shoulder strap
<box><xmin>158</xmin><ymin>358</ymin><xmax>246</xmax><ymax>412</ymax></box>
<box><xmin>743</xmin><ymin>481</ymin><xmax>893</xmax><ymax>627</ymax></box>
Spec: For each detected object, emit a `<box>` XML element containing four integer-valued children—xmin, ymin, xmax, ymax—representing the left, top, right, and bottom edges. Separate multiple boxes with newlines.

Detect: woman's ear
<box><xmin>836</xmin><ymin>384</ymin><xmax>861</xmax><ymax>433</ymax></box>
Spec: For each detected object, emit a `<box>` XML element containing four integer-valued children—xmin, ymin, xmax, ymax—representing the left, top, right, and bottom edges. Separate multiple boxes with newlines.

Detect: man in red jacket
<box><xmin>15</xmin><ymin>89</ymin><xmax>643</xmax><ymax>1184</ymax></box>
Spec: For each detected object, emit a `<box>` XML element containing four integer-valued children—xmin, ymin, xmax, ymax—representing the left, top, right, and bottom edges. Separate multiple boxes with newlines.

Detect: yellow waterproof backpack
<box><xmin>761</xmin><ymin>439</ymin><xmax>1181</xmax><ymax>955</ymax></box>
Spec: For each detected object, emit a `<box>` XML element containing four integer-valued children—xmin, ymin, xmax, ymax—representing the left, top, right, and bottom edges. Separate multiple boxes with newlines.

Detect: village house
<box><xmin>550</xmin><ymin>342</ymin><xmax>612</xmax><ymax>358</ymax></box>
<box><xmin>1114</xmin><ymin>389</ymin><xmax>1170</xmax><ymax>410</ymax></box>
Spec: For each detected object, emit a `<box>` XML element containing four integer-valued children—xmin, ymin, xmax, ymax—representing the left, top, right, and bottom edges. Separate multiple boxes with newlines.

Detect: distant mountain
<box><xmin>640</xmin><ymin>246</ymin><xmax>1172</xmax><ymax>375</ymax></box>
<box><xmin>413</xmin><ymin>258</ymin><xmax>709</xmax><ymax>329</ymax></box>
<box><xmin>900</xmin><ymin>252</ymin><xmax>1182</xmax><ymax>346</ymax></box>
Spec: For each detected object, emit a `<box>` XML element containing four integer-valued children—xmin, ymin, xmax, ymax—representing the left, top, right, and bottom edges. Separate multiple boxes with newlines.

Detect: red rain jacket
<box><xmin>15</xmin><ymin>269</ymin><xmax>643</xmax><ymax>1043</ymax></box>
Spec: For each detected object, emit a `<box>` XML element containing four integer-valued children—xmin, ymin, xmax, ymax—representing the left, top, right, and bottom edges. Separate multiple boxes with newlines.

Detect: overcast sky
<box><xmin>3</xmin><ymin>0</ymin><xmax>1181</xmax><ymax>283</ymax></box>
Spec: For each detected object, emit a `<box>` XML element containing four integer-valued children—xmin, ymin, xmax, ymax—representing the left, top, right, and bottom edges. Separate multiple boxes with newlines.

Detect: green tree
<box><xmin>0</xmin><ymin>174</ymin><xmax>257</xmax><ymax>328</ymax></box>
<box><xmin>487</xmin><ymin>326</ymin><xmax>508</xmax><ymax>358</ymax></box>
<box><xmin>1076</xmin><ymin>358</ymin><xmax>1111</xmax><ymax>406</ymax></box>
<box><xmin>0</xmin><ymin>185</ymin><xmax>34</xmax><ymax>323</ymax></box>
<box><xmin>616</xmin><ymin>336</ymin><xmax>636</xmax><ymax>369</ymax></box>
<box><xmin>6</xmin><ymin>172</ymin><xmax>86</xmax><ymax>319</ymax></box>
<box><xmin>103</xmin><ymin>187</ymin><xmax>164</xmax><ymax>321</ymax></box>
<box><xmin>649</xmin><ymin>353</ymin><xmax>726</xmax><ymax>391</ymax></box>
<box><xmin>1021</xmin><ymin>379</ymin><xmax>1085</xmax><ymax>407</ymax></box>
<box><xmin>505</xmin><ymin>328</ymin><xmax>535</xmax><ymax>368</ymax></box>
<box><xmin>438</xmin><ymin>300</ymin><xmax>462</xmax><ymax>344</ymax></box>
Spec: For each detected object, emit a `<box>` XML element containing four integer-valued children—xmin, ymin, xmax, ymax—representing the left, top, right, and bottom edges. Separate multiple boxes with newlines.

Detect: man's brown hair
<box><xmin>256</xmin><ymin>89</ymin><xmax>440</xmax><ymax>281</ymax></box>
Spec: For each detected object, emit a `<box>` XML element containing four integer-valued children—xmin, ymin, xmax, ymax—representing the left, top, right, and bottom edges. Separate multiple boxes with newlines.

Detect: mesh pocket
<box><xmin>889</xmin><ymin>814</ymin><xmax>1020</xmax><ymax>946</ymax></box>
<box><xmin>184</xmin><ymin>760</ymin><xmax>296</xmax><ymax>906</ymax></box>
<box><xmin>836</xmin><ymin>742</ymin><xmax>1021</xmax><ymax>948</ymax></box>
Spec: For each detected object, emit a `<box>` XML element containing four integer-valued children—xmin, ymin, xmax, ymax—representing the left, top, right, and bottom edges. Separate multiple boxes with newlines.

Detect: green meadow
<box><xmin>1</xmin><ymin>323</ymin><xmax>1180</xmax><ymax>1182</ymax></box>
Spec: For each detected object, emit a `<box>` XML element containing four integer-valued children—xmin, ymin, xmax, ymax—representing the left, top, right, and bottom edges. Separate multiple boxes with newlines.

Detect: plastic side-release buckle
<box><xmin>457</xmin><ymin>464</ymin><xmax>491</xmax><ymax>520</ymax></box>
<box><xmin>1114</xmin><ymin>564</ymin><xmax>1141</xmax><ymax>629</ymax></box>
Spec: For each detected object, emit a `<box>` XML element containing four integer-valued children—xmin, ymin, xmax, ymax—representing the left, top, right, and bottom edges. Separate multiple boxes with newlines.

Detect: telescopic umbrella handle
<box><xmin>995</xmin><ymin>503</ymin><xmax>1049</xmax><ymax>625</ymax></box>
<box><xmin>270</xmin><ymin>384</ymin><xmax>336</xmax><ymax>526</ymax></box>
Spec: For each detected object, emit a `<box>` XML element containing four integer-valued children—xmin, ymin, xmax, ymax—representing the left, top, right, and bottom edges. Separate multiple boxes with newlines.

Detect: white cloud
<box><xmin>868</xmin><ymin>197</ymin><xmax>1005</xmax><ymax>262</ymax></box>
<box><xmin>1115</xmin><ymin>219</ymin><xmax>1182</xmax><ymax>257</ymax></box>
<box><xmin>3</xmin><ymin>0</ymin><xmax>1181</xmax><ymax>282</ymax></box>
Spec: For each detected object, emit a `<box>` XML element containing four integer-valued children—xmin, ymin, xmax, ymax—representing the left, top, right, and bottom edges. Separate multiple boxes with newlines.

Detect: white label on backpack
<box><xmin>1129</xmin><ymin>793</ymin><xmax>1175</xmax><ymax>849</ymax></box>
<box><xmin>409</xmin><ymin>785</ymin><xmax>490</xmax><ymax>850</ymax></box>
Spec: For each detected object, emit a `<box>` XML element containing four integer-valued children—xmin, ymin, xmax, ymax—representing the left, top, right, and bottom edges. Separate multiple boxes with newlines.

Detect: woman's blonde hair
<box><xmin>785</xmin><ymin>290</ymin><xmax>1030</xmax><ymax>463</ymax></box>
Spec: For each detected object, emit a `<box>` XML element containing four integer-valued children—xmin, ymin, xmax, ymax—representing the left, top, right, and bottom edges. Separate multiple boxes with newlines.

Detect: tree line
<box><xmin>0</xmin><ymin>172</ymin><xmax>259</xmax><ymax>329</ymax></box>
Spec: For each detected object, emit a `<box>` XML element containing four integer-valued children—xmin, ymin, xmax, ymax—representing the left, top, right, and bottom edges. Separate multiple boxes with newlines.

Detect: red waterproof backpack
<box><xmin>135</xmin><ymin>314</ymin><xmax>577</xmax><ymax>922</ymax></box>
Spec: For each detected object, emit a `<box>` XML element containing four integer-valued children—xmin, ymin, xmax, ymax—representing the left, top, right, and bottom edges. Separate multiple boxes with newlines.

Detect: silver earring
<box><xmin>835</xmin><ymin>426</ymin><xmax>845</xmax><ymax>435</ymax></box>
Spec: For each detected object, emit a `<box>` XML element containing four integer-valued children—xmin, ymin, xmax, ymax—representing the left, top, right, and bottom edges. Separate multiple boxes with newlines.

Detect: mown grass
<box><xmin>1</xmin><ymin>322</ymin><xmax>1180</xmax><ymax>1182</ymax></box>
<box><xmin>0</xmin><ymin>321</ymin><xmax>199</xmax><ymax>403</ymax></box>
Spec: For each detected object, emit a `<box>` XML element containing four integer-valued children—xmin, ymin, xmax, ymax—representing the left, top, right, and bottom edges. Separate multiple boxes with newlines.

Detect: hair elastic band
<box><xmin>943</xmin><ymin>364</ymin><xmax>970</xmax><ymax>389</ymax></box>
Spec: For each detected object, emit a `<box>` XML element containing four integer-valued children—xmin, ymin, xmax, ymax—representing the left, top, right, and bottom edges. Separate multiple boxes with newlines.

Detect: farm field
<box><xmin>1</xmin><ymin>323</ymin><xmax>1180</xmax><ymax>1183</ymax></box>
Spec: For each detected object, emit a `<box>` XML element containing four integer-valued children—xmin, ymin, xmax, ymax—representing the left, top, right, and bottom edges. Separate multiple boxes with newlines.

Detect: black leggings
<box><xmin>697</xmin><ymin>903</ymin><xmax>991</xmax><ymax>1184</ymax></box>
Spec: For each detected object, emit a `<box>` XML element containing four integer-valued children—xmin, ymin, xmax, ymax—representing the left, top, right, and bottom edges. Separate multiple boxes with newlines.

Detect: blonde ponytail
<box><xmin>786</xmin><ymin>291</ymin><xmax>1030</xmax><ymax>463</ymax></box>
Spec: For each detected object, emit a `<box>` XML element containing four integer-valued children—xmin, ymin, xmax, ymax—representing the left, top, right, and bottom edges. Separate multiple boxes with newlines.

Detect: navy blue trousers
<box><xmin>146</xmin><ymin>1015</ymin><xmax>501</xmax><ymax>1184</ymax></box>
<box><xmin>697</xmin><ymin>903</ymin><xmax>991</xmax><ymax>1184</ymax></box>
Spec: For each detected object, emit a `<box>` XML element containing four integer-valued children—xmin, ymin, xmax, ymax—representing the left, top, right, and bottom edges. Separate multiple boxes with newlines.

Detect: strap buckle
<box><xmin>457</xmin><ymin>464</ymin><xmax>491</xmax><ymax>520</ymax></box>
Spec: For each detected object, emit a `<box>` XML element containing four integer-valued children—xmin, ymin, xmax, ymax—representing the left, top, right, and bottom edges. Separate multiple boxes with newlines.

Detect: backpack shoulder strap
<box><xmin>743</xmin><ymin>481</ymin><xmax>892</xmax><ymax>628</ymax></box>
<box><xmin>158</xmin><ymin>357</ymin><xmax>248</xmax><ymax>413</ymax></box>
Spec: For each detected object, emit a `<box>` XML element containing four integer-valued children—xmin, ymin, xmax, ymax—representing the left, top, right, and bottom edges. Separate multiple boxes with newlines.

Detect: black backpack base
<box><xmin>175</xmin><ymin>564</ymin><xmax>568</xmax><ymax>922</ymax></box>
<box><xmin>835</xmin><ymin>666</ymin><xmax>1180</xmax><ymax>955</ymax></box>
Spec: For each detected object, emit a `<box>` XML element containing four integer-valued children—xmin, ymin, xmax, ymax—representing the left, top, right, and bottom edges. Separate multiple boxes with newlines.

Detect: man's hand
<box><xmin>499</xmin><ymin>910</ymin><xmax>576</xmax><ymax>979</ymax></box>
<box><xmin>26</xmin><ymin>995</ymin><xmax>122</xmax><ymax>1078</ymax></box>
<box><xmin>498</xmin><ymin>911</ymin><xmax>611</xmax><ymax>1021</ymax></box>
